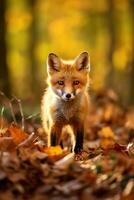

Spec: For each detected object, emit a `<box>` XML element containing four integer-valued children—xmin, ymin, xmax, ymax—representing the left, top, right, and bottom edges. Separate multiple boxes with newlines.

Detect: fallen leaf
<box><xmin>100</xmin><ymin>138</ymin><xmax>115</xmax><ymax>150</ymax></box>
<box><xmin>0</xmin><ymin>137</ymin><xmax>16</xmax><ymax>151</ymax></box>
<box><xmin>125</xmin><ymin>110</ymin><xmax>134</xmax><ymax>129</ymax></box>
<box><xmin>17</xmin><ymin>132</ymin><xmax>36</xmax><ymax>148</ymax></box>
<box><xmin>0</xmin><ymin>117</ymin><xmax>8</xmax><ymax>136</ymax></box>
<box><xmin>98</xmin><ymin>127</ymin><xmax>115</xmax><ymax>139</ymax></box>
<box><xmin>127</xmin><ymin>143</ymin><xmax>134</xmax><ymax>157</ymax></box>
<box><xmin>8</xmin><ymin>124</ymin><xmax>28</xmax><ymax>145</ymax></box>
<box><xmin>123</xmin><ymin>180</ymin><xmax>134</xmax><ymax>196</ymax></box>
<box><xmin>41</xmin><ymin>146</ymin><xmax>63</xmax><ymax>156</ymax></box>
<box><xmin>54</xmin><ymin>179</ymin><xmax>84</xmax><ymax>195</ymax></box>
<box><xmin>104</xmin><ymin>104</ymin><xmax>115</xmax><ymax>122</ymax></box>
<box><xmin>81</xmin><ymin>172</ymin><xmax>97</xmax><ymax>184</ymax></box>
<box><xmin>54</xmin><ymin>153</ymin><xmax>74</xmax><ymax>169</ymax></box>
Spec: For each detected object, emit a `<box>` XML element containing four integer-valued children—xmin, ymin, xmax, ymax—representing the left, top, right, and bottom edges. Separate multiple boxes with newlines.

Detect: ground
<box><xmin>0</xmin><ymin>89</ymin><xmax>134</xmax><ymax>200</ymax></box>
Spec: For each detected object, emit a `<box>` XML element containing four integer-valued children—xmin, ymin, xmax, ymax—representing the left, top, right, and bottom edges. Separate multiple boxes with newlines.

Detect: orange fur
<box><xmin>41</xmin><ymin>52</ymin><xmax>90</xmax><ymax>153</ymax></box>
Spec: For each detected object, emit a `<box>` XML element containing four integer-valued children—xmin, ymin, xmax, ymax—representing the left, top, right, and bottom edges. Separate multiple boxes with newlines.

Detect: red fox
<box><xmin>41</xmin><ymin>52</ymin><xmax>90</xmax><ymax>153</ymax></box>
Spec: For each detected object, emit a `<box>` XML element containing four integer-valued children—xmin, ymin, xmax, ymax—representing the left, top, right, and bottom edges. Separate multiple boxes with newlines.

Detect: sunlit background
<box><xmin>0</xmin><ymin>0</ymin><xmax>134</xmax><ymax>111</ymax></box>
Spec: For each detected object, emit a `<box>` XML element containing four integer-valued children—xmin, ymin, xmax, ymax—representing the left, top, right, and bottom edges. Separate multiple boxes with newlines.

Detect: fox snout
<box><xmin>55</xmin><ymin>87</ymin><xmax>84</xmax><ymax>102</ymax></box>
<box><xmin>55</xmin><ymin>89</ymin><xmax>75</xmax><ymax>101</ymax></box>
<box><xmin>62</xmin><ymin>92</ymin><xmax>75</xmax><ymax>101</ymax></box>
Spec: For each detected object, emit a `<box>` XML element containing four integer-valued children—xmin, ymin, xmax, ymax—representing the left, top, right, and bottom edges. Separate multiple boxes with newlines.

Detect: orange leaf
<box><xmin>0</xmin><ymin>137</ymin><xmax>16</xmax><ymax>151</ymax></box>
<box><xmin>98</xmin><ymin>126</ymin><xmax>115</xmax><ymax>139</ymax></box>
<box><xmin>100</xmin><ymin>138</ymin><xmax>115</xmax><ymax>150</ymax></box>
<box><xmin>8</xmin><ymin>124</ymin><xmax>28</xmax><ymax>145</ymax></box>
<box><xmin>41</xmin><ymin>146</ymin><xmax>63</xmax><ymax>156</ymax></box>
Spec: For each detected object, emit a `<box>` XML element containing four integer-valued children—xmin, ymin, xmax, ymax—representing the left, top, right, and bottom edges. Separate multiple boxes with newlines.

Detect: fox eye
<box><xmin>73</xmin><ymin>80</ymin><xmax>80</xmax><ymax>85</ymax></box>
<box><xmin>57</xmin><ymin>80</ymin><xmax>64</xmax><ymax>85</ymax></box>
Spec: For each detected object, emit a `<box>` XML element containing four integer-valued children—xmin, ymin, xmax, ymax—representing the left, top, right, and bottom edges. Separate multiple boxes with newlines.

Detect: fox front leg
<box><xmin>48</xmin><ymin>124</ymin><xmax>62</xmax><ymax>147</ymax></box>
<box><xmin>73</xmin><ymin>124</ymin><xmax>84</xmax><ymax>154</ymax></box>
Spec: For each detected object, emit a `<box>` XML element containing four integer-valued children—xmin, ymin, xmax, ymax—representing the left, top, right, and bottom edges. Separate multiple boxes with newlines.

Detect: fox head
<box><xmin>47</xmin><ymin>52</ymin><xmax>90</xmax><ymax>102</ymax></box>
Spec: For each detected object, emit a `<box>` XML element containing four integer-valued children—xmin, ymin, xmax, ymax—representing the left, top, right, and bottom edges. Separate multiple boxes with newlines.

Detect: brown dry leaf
<box><xmin>100</xmin><ymin>141</ymin><xmax>131</xmax><ymax>156</ymax></box>
<box><xmin>0</xmin><ymin>191</ymin><xmax>16</xmax><ymax>200</ymax></box>
<box><xmin>8</xmin><ymin>124</ymin><xmax>28</xmax><ymax>145</ymax></box>
<box><xmin>100</xmin><ymin>138</ymin><xmax>115</xmax><ymax>150</ymax></box>
<box><xmin>81</xmin><ymin>172</ymin><xmax>97</xmax><ymax>184</ymax></box>
<box><xmin>7</xmin><ymin>172</ymin><xmax>26</xmax><ymax>183</ymax></box>
<box><xmin>0</xmin><ymin>137</ymin><xmax>16</xmax><ymax>151</ymax></box>
<box><xmin>103</xmin><ymin>104</ymin><xmax>115</xmax><ymax>122</ymax></box>
<box><xmin>127</xmin><ymin>143</ymin><xmax>134</xmax><ymax>157</ymax></box>
<box><xmin>98</xmin><ymin>126</ymin><xmax>115</xmax><ymax>139</ymax></box>
<box><xmin>0</xmin><ymin>117</ymin><xmax>8</xmax><ymax>136</ymax></box>
<box><xmin>125</xmin><ymin>110</ymin><xmax>134</xmax><ymax>129</ymax></box>
<box><xmin>54</xmin><ymin>179</ymin><xmax>84</xmax><ymax>195</ymax></box>
<box><xmin>17</xmin><ymin>132</ymin><xmax>36</xmax><ymax>148</ymax></box>
<box><xmin>121</xmin><ymin>193</ymin><xmax>134</xmax><ymax>200</ymax></box>
<box><xmin>54</xmin><ymin>153</ymin><xmax>74</xmax><ymax>169</ymax></box>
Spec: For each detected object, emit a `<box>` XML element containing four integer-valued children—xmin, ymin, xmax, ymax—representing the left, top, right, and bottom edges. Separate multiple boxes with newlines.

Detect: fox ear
<box><xmin>75</xmin><ymin>52</ymin><xmax>90</xmax><ymax>71</ymax></box>
<box><xmin>47</xmin><ymin>53</ymin><xmax>61</xmax><ymax>74</ymax></box>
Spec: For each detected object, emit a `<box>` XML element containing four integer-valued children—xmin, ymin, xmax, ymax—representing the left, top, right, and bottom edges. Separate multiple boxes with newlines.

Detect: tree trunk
<box><xmin>0</xmin><ymin>0</ymin><xmax>10</xmax><ymax>96</ymax></box>
<box><xmin>128</xmin><ymin>0</ymin><xmax>134</xmax><ymax>105</ymax></box>
<box><xmin>106</xmin><ymin>0</ymin><xmax>116</xmax><ymax>89</ymax></box>
<box><xmin>29</xmin><ymin>0</ymin><xmax>41</xmax><ymax>100</ymax></box>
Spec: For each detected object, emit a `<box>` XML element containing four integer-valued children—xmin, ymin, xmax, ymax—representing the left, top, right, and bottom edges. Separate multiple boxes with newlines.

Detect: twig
<box><xmin>0</xmin><ymin>91</ymin><xmax>17</xmax><ymax>124</ymax></box>
<box><xmin>0</xmin><ymin>107</ymin><xmax>4</xmax><ymax>117</ymax></box>
<box><xmin>17</xmin><ymin>132</ymin><xmax>36</xmax><ymax>148</ymax></box>
<box><xmin>18</xmin><ymin>99</ymin><xmax>24</xmax><ymax>130</ymax></box>
<box><xmin>10</xmin><ymin>99</ymin><xmax>17</xmax><ymax>124</ymax></box>
<box><xmin>25</xmin><ymin>113</ymin><xmax>40</xmax><ymax>120</ymax></box>
<box><xmin>0</xmin><ymin>107</ymin><xmax>5</xmax><ymax>134</ymax></box>
<box><xmin>12</xmin><ymin>96</ymin><xmax>25</xmax><ymax>130</ymax></box>
<box><xmin>0</xmin><ymin>91</ymin><xmax>5</xmax><ymax>98</ymax></box>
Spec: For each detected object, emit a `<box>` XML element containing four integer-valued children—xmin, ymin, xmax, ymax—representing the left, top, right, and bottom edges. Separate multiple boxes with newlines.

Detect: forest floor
<box><xmin>0</xmin><ymin>89</ymin><xmax>134</xmax><ymax>200</ymax></box>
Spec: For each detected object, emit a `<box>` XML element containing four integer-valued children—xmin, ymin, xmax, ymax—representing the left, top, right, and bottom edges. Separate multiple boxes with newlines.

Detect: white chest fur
<box><xmin>57</xmin><ymin>98</ymin><xmax>80</xmax><ymax>121</ymax></box>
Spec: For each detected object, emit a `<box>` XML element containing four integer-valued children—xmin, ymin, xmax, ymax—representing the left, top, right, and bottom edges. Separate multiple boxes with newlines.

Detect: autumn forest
<box><xmin>0</xmin><ymin>1</ymin><xmax>134</xmax><ymax>200</ymax></box>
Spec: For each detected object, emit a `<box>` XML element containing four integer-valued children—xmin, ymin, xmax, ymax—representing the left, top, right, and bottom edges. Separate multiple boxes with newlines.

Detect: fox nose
<box><xmin>65</xmin><ymin>93</ymin><xmax>71</xmax><ymax>99</ymax></box>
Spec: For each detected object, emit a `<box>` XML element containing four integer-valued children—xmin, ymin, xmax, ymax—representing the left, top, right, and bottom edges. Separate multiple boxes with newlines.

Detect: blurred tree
<box><xmin>29</xmin><ymin>0</ymin><xmax>37</xmax><ymax>94</ymax></box>
<box><xmin>0</xmin><ymin>0</ymin><xmax>10</xmax><ymax>96</ymax></box>
<box><xmin>0</xmin><ymin>0</ymin><xmax>133</xmax><ymax>106</ymax></box>
<box><xmin>129</xmin><ymin>0</ymin><xmax>134</xmax><ymax>104</ymax></box>
<box><xmin>29</xmin><ymin>0</ymin><xmax>42</xmax><ymax>100</ymax></box>
<box><xmin>106</xmin><ymin>0</ymin><xmax>115</xmax><ymax>89</ymax></box>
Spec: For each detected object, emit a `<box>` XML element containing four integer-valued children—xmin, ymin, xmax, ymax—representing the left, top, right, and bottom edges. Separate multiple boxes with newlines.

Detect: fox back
<box><xmin>41</xmin><ymin>52</ymin><xmax>90</xmax><ymax>153</ymax></box>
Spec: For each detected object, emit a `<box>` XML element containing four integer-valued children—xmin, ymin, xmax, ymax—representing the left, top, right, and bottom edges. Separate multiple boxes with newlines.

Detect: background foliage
<box><xmin>0</xmin><ymin>0</ymin><xmax>134</xmax><ymax>108</ymax></box>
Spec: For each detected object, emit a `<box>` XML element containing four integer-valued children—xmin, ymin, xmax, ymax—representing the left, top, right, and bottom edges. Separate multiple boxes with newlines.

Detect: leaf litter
<box><xmin>0</xmin><ymin>90</ymin><xmax>134</xmax><ymax>200</ymax></box>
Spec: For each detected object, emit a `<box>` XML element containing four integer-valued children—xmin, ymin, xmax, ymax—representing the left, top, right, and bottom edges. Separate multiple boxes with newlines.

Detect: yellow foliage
<box><xmin>6</xmin><ymin>10</ymin><xmax>32</xmax><ymax>32</ymax></box>
<box><xmin>4</xmin><ymin>0</ymin><xmax>133</xmax><ymax>99</ymax></box>
<box><xmin>113</xmin><ymin>48</ymin><xmax>127</xmax><ymax>70</ymax></box>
